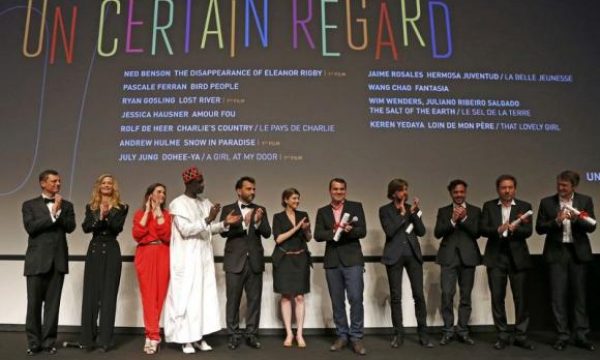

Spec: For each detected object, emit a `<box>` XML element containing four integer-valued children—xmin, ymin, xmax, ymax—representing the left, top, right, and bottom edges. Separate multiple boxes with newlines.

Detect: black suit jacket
<box><xmin>434</xmin><ymin>203</ymin><xmax>482</xmax><ymax>266</ymax></box>
<box><xmin>379</xmin><ymin>201</ymin><xmax>426</xmax><ymax>265</ymax></box>
<box><xmin>22</xmin><ymin>196</ymin><xmax>76</xmax><ymax>276</ymax></box>
<box><xmin>480</xmin><ymin>198</ymin><xmax>533</xmax><ymax>270</ymax></box>
<box><xmin>536</xmin><ymin>193</ymin><xmax>596</xmax><ymax>263</ymax></box>
<box><xmin>314</xmin><ymin>200</ymin><xmax>367</xmax><ymax>268</ymax></box>
<box><xmin>220</xmin><ymin>202</ymin><xmax>271</xmax><ymax>273</ymax></box>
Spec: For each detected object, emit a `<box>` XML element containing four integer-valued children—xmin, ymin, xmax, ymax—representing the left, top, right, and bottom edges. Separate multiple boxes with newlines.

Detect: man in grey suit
<box><xmin>434</xmin><ymin>179</ymin><xmax>481</xmax><ymax>345</ymax></box>
<box><xmin>22</xmin><ymin>169</ymin><xmax>75</xmax><ymax>355</ymax></box>
<box><xmin>536</xmin><ymin>170</ymin><xmax>596</xmax><ymax>351</ymax></box>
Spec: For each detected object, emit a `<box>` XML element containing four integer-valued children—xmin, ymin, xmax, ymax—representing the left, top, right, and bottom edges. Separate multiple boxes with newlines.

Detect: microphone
<box><xmin>333</xmin><ymin>213</ymin><xmax>358</xmax><ymax>241</ymax></box>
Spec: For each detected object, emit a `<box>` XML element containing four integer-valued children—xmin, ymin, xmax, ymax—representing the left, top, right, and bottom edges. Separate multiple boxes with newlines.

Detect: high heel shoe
<box><xmin>296</xmin><ymin>336</ymin><xmax>307</xmax><ymax>348</ymax></box>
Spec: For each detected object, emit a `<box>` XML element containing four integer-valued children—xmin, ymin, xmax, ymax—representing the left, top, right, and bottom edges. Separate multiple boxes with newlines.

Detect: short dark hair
<box><xmin>281</xmin><ymin>188</ymin><xmax>300</xmax><ymax>207</ymax></box>
<box><xmin>557</xmin><ymin>170</ymin><xmax>580</xmax><ymax>187</ymax></box>
<box><xmin>142</xmin><ymin>183</ymin><xmax>167</xmax><ymax>210</ymax></box>
<box><xmin>387</xmin><ymin>178</ymin><xmax>408</xmax><ymax>200</ymax></box>
<box><xmin>496</xmin><ymin>174</ymin><xmax>517</xmax><ymax>189</ymax></box>
<box><xmin>39</xmin><ymin>169</ymin><xmax>59</xmax><ymax>182</ymax></box>
<box><xmin>447</xmin><ymin>179</ymin><xmax>468</xmax><ymax>192</ymax></box>
<box><xmin>235</xmin><ymin>176</ymin><xmax>256</xmax><ymax>189</ymax></box>
<box><xmin>329</xmin><ymin>178</ymin><xmax>347</xmax><ymax>190</ymax></box>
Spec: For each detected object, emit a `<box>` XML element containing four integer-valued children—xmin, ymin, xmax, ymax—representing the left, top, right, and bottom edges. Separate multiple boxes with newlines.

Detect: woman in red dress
<box><xmin>132</xmin><ymin>183</ymin><xmax>171</xmax><ymax>354</ymax></box>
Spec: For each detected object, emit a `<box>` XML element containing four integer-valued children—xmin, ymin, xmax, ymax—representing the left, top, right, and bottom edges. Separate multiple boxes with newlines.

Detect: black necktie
<box><xmin>44</xmin><ymin>198</ymin><xmax>55</xmax><ymax>204</ymax></box>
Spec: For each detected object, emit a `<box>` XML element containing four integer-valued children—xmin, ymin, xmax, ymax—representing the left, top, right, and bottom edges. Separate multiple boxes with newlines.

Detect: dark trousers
<box><xmin>225</xmin><ymin>260</ymin><xmax>263</xmax><ymax>337</ymax></box>
<box><xmin>548</xmin><ymin>244</ymin><xmax>589</xmax><ymax>341</ymax></box>
<box><xmin>487</xmin><ymin>262</ymin><xmax>529</xmax><ymax>341</ymax></box>
<box><xmin>325</xmin><ymin>265</ymin><xmax>364</xmax><ymax>341</ymax></box>
<box><xmin>440</xmin><ymin>256</ymin><xmax>475</xmax><ymax>336</ymax></box>
<box><xmin>386</xmin><ymin>256</ymin><xmax>429</xmax><ymax>337</ymax></box>
<box><xmin>26</xmin><ymin>266</ymin><xmax>64</xmax><ymax>349</ymax></box>
<box><xmin>80</xmin><ymin>239</ymin><xmax>122</xmax><ymax>348</ymax></box>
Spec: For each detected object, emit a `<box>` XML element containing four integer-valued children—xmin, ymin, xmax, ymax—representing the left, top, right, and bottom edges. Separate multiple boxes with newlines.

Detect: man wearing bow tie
<box><xmin>220</xmin><ymin>176</ymin><xmax>271</xmax><ymax>350</ymax></box>
<box><xmin>22</xmin><ymin>169</ymin><xmax>76</xmax><ymax>355</ymax></box>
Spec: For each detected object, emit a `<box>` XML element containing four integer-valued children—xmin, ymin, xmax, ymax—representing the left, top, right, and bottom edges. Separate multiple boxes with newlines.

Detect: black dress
<box><xmin>272</xmin><ymin>210</ymin><xmax>311</xmax><ymax>295</ymax></box>
<box><xmin>80</xmin><ymin>204</ymin><xmax>128</xmax><ymax>349</ymax></box>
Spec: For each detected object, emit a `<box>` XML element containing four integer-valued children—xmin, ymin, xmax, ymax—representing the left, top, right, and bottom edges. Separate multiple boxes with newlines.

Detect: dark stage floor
<box><xmin>1</xmin><ymin>331</ymin><xmax>597</xmax><ymax>360</ymax></box>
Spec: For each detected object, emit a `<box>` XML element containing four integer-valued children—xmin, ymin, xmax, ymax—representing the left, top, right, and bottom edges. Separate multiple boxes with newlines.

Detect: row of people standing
<box><xmin>21</xmin><ymin>168</ymin><xmax>596</xmax><ymax>356</ymax></box>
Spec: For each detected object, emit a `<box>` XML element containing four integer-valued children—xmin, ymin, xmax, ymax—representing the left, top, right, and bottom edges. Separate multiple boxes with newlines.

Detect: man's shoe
<box><xmin>246</xmin><ymin>335</ymin><xmax>261</xmax><ymax>349</ymax></box>
<box><xmin>45</xmin><ymin>347</ymin><xmax>57</xmax><ymax>355</ymax></box>
<box><xmin>351</xmin><ymin>340</ymin><xmax>367</xmax><ymax>355</ymax></box>
<box><xmin>329</xmin><ymin>337</ymin><xmax>348</xmax><ymax>351</ymax></box>
<box><xmin>457</xmin><ymin>334</ymin><xmax>475</xmax><ymax>345</ymax></box>
<box><xmin>390</xmin><ymin>335</ymin><xmax>404</xmax><ymax>348</ymax></box>
<box><xmin>440</xmin><ymin>333</ymin><xmax>454</xmax><ymax>345</ymax></box>
<box><xmin>514</xmin><ymin>339</ymin><xmax>535</xmax><ymax>350</ymax></box>
<box><xmin>553</xmin><ymin>340</ymin><xmax>567</xmax><ymax>351</ymax></box>
<box><xmin>228</xmin><ymin>336</ymin><xmax>240</xmax><ymax>350</ymax></box>
<box><xmin>575</xmin><ymin>340</ymin><xmax>596</xmax><ymax>351</ymax></box>
<box><xmin>419</xmin><ymin>337</ymin><xmax>434</xmax><ymax>348</ymax></box>
<box><xmin>26</xmin><ymin>347</ymin><xmax>41</xmax><ymax>356</ymax></box>
<box><xmin>493</xmin><ymin>339</ymin><xmax>509</xmax><ymax>350</ymax></box>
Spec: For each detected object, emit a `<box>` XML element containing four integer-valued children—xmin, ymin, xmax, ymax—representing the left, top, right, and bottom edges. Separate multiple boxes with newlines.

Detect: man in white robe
<box><xmin>164</xmin><ymin>166</ymin><xmax>240</xmax><ymax>353</ymax></box>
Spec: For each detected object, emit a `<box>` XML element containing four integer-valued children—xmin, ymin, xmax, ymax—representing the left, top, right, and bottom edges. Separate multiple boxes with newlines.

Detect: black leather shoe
<box><xmin>246</xmin><ymin>335</ymin><xmax>261</xmax><ymax>349</ymax></box>
<box><xmin>440</xmin><ymin>334</ymin><xmax>454</xmax><ymax>345</ymax></box>
<box><xmin>553</xmin><ymin>340</ymin><xmax>567</xmax><ymax>351</ymax></box>
<box><xmin>514</xmin><ymin>339</ymin><xmax>535</xmax><ymax>350</ymax></box>
<box><xmin>228</xmin><ymin>336</ymin><xmax>240</xmax><ymax>350</ymax></box>
<box><xmin>45</xmin><ymin>347</ymin><xmax>58</xmax><ymax>355</ymax></box>
<box><xmin>419</xmin><ymin>337</ymin><xmax>434</xmax><ymax>348</ymax></box>
<box><xmin>329</xmin><ymin>337</ymin><xmax>348</xmax><ymax>351</ymax></box>
<box><xmin>493</xmin><ymin>339</ymin><xmax>509</xmax><ymax>350</ymax></box>
<box><xmin>97</xmin><ymin>346</ymin><xmax>109</xmax><ymax>353</ymax></box>
<box><xmin>458</xmin><ymin>335</ymin><xmax>475</xmax><ymax>345</ymax></box>
<box><xmin>575</xmin><ymin>340</ymin><xmax>596</xmax><ymax>351</ymax></box>
<box><xmin>26</xmin><ymin>347</ymin><xmax>41</xmax><ymax>356</ymax></box>
<box><xmin>351</xmin><ymin>340</ymin><xmax>367</xmax><ymax>355</ymax></box>
<box><xmin>390</xmin><ymin>335</ymin><xmax>404</xmax><ymax>348</ymax></box>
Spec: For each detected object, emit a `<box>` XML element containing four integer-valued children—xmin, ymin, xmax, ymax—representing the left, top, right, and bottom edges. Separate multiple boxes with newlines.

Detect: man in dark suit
<box><xmin>315</xmin><ymin>178</ymin><xmax>367</xmax><ymax>355</ymax></box>
<box><xmin>219</xmin><ymin>176</ymin><xmax>271</xmax><ymax>350</ymax></box>
<box><xmin>22</xmin><ymin>169</ymin><xmax>76</xmax><ymax>355</ymax></box>
<box><xmin>536</xmin><ymin>170</ymin><xmax>596</xmax><ymax>351</ymax></box>
<box><xmin>380</xmin><ymin>178</ymin><xmax>433</xmax><ymax>349</ymax></box>
<box><xmin>434</xmin><ymin>179</ymin><xmax>481</xmax><ymax>346</ymax></box>
<box><xmin>480</xmin><ymin>174</ymin><xmax>534</xmax><ymax>350</ymax></box>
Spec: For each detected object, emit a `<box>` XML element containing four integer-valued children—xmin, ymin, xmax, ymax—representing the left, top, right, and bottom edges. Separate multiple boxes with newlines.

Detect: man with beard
<box><xmin>480</xmin><ymin>174</ymin><xmax>534</xmax><ymax>350</ymax></box>
<box><xmin>434</xmin><ymin>179</ymin><xmax>481</xmax><ymax>345</ymax></box>
<box><xmin>220</xmin><ymin>176</ymin><xmax>271</xmax><ymax>350</ymax></box>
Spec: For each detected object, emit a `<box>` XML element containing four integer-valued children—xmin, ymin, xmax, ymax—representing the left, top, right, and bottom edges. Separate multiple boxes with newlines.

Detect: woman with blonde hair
<box><xmin>79</xmin><ymin>174</ymin><xmax>128</xmax><ymax>352</ymax></box>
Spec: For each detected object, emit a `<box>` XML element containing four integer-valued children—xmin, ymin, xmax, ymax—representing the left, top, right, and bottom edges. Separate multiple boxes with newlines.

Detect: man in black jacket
<box><xmin>219</xmin><ymin>176</ymin><xmax>271</xmax><ymax>350</ymax></box>
<box><xmin>536</xmin><ymin>170</ymin><xmax>596</xmax><ymax>351</ymax></box>
<box><xmin>315</xmin><ymin>178</ymin><xmax>367</xmax><ymax>355</ymax></box>
<box><xmin>434</xmin><ymin>179</ymin><xmax>481</xmax><ymax>345</ymax></box>
<box><xmin>22</xmin><ymin>169</ymin><xmax>76</xmax><ymax>355</ymax></box>
<box><xmin>480</xmin><ymin>174</ymin><xmax>534</xmax><ymax>350</ymax></box>
<box><xmin>379</xmin><ymin>178</ymin><xmax>433</xmax><ymax>348</ymax></box>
